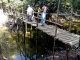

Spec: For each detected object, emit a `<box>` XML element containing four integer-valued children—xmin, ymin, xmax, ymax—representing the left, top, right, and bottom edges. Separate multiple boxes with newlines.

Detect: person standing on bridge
<box><xmin>41</xmin><ymin>4</ymin><xmax>48</xmax><ymax>26</ymax></box>
<box><xmin>26</xmin><ymin>5</ymin><xmax>34</xmax><ymax>22</ymax></box>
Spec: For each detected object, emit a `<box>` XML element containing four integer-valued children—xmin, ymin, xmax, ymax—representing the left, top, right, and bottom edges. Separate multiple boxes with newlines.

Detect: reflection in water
<box><xmin>0</xmin><ymin>9</ymin><xmax>30</xmax><ymax>60</ymax></box>
<box><xmin>11</xmin><ymin>54</ymin><xmax>30</xmax><ymax>60</ymax></box>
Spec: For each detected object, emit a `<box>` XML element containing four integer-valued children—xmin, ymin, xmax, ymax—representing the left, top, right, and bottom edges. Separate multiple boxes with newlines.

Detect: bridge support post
<box><xmin>79</xmin><ymin>37</ymin><xmax>80</xmax><ymax>47</ymax></box>
<box><xmin>53</xmin><ymin>37</ymin><xmax>56</xmax><ymax>60</ymax></box>
<box><xmin>53</xmin><ymin>0</ymin><xmax>60</xmax><ymax>59</ymax></box>
<box><xmin>66</xmin><ymin>46</ymin><xmax>69</xmax><ymax>60</ymax></box>
<box><xmin>35</xmin><ymin>17</ymin><xmax>39</xmax><ymax>60</ymax></box>
<box><xmin>30</xmin><ymin>25</ymin><xmax>33</xmax><ymax>38</ymax></box>
<box><xmin>22</xmin><ymin>22</ymin><xmax>27</xmax><ymax>60</ymax></box>
<box><xmin>68</xmin><ymin>18</ymin><xmax>72</xmax><ymax>32</ymax></box>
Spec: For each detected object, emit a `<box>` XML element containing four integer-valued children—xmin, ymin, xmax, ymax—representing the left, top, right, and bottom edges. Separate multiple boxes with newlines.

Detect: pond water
<box><xmin>11</xmin><ymin>54</ymin><xmax>30</xmax><ymax>60</ymax></box>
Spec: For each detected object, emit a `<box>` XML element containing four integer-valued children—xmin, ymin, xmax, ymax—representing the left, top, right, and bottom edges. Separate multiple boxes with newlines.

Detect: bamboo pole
<box><xmin>68</xmin><ymin>0</ymin><xmax>73</xmax><ymax>32</ymax></box>
<box><xmin>53</xmin><ymin>0</ymin><xmax>60</xmax><ymax>60</ymax></box>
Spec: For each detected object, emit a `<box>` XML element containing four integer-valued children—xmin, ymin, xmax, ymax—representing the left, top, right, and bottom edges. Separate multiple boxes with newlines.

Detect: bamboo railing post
<box><xmin>53</xmin><ymin>0</ymin><xmax>60</xmax><ymax>60</ymax></box>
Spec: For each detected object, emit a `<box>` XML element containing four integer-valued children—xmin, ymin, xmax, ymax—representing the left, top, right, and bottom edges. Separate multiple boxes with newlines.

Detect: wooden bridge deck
<box><xmin>24</xmin><ymin>21</ymin><xmax>80</xmax><ymax>47</ymax></box>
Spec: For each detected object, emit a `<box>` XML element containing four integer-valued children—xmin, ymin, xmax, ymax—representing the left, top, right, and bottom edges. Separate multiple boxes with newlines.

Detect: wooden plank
<box><xmin>43</xmin><ymin>26</ymin><xmax>79</xmax><ymax>46</ymax></box>
<box><xmin>46</xmin><ymin>20</ymin><xmax>63</xmax><ymax>27</ymax></box>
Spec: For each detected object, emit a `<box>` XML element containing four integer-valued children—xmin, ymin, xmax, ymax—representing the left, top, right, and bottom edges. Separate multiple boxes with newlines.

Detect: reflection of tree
<box><xmin>0</xmin><ymin>26</ymin><xmax>17</xmax><ymax>59</ymax></box>
<box><xmin>0</xmin><ymin>33</ymin><xmax>10</xmax><ymax>60</ymax></box>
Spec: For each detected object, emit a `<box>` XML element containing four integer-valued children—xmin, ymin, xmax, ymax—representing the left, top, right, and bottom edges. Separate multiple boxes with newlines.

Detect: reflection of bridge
<box><xmin>24</xmin><ymin>20</ymin><xmax>80</xmax><ymax>47</ymax></box>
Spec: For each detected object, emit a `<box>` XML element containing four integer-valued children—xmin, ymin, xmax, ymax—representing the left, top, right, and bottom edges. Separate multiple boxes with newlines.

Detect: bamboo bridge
<box><xmin>24</xmin><ymin>20</ymin><xmax>80</xmax><ymax>48</ymax></box>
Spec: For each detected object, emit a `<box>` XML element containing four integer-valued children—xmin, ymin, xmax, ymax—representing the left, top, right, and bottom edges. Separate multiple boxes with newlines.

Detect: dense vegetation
<box><xmin>0</xmin><ymin>0</ymin><xmax>80</xmax><ymax>59</ymax></box>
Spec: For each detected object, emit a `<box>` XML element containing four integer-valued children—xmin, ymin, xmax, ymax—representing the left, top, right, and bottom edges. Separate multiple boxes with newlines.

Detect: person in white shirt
<box><xmin>27</xmin><ymin>5</ymin><xmax>34</xmax><ymax>21</ymax></box>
